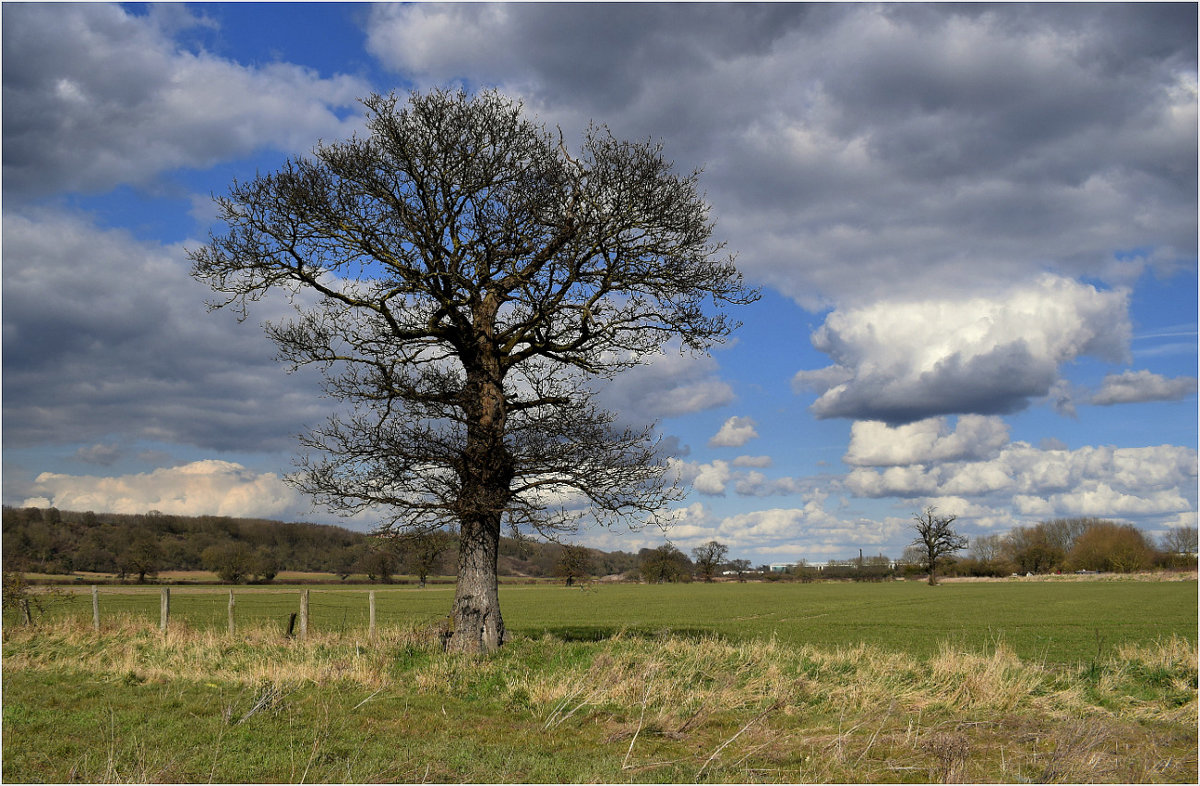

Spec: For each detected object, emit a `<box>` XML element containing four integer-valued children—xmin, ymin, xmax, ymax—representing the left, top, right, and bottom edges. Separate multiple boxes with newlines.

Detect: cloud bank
<box><xmin>793</xmin><ymin>275</ymin><xmax>1131</xmax><ymax>423</ymax></box>
<box><xmin>363</xmin><ymin>2</ymin><xmax>1196</xmax><ymax>307</ymax></box>
<box><xmin>2</xmin><ymin>3</ymin><xmax>367</xmax><ymax>198</ymax></box>
<box><xmin>23</xmin><ymin>460</ymin><xmax>306</xmax><ymax>520</ymax></box>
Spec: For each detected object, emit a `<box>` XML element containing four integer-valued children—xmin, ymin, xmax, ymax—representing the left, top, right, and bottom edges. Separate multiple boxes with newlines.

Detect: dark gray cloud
<box><xmin>366</xmin><ymin>3</ymin><xmax>1196</xmax><ymax>308</ymax></box>
<box><xmin>594</xmin><ymin>348</ymin><xmax>736</xmax><ymax>426</ymax></box>
<box><xmin>1</xmin><ymin>209</ymin><xmax>327</xmax><ymax>452</ymax></box>
<box><xmin>1</xmin><ymin>3</ymin><xmax>367</xmax><ymax>199</ymax></box>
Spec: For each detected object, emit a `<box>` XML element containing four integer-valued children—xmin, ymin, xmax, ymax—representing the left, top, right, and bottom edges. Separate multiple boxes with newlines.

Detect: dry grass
<box><xmin>4</xmin><ymin>618</ymin><xmax>1196</xmax><ymax>782</ymax></box>
<box><xmin>943</xmin><ymin>569</ymin><xmax>1198</xmax><ymax>583</ymax></box>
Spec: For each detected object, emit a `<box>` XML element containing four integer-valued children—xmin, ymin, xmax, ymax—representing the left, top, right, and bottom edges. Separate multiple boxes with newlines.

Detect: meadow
<box><xmin>3</xmin><ymin>577</ymin><xmax>1197</xmax><ymax>782</ymax></box>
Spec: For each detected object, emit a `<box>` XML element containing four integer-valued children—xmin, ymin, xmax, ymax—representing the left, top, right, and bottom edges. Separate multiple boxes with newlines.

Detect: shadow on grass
<box><xmin>519</xmin><ymin>625</ymin><xmax>724</xmax><ymax>643</ymax></box>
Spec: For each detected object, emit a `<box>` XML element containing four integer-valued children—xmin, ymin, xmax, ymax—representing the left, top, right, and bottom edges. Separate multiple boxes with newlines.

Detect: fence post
<box><xmin>369</xmin><ymin>590</ymin><xmax>377</xmax><ymax>640</ymax></box>
<box><xmin>228</xmin><ymin>590</ymin><xmax>236</xmax><ymax>636</ymax></box>
<box><xmin>92</xmin><ymin>585</ymin><xmax>100</xmax><ymax>631</ymax></box>
<box><xmin>299</xmin><ymin>589</ymin><xmax>309</xmax><ymax>640</ymax></box>
<box><xmin>159</xmin><ymin>587</ymin><xmax>170</xmax><ymax>633</ymax></box>
<box><xmin>20</xmin><ymin>597</ymin><xmax>31</xmax><ymax>625</ymax></box>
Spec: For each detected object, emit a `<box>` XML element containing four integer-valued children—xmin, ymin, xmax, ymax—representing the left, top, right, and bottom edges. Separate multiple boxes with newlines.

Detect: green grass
<box><xmin>15</xmin><ymin>579</ymin><xmax>1197</xmax><ymax>663</ymax></box>
<box><xmin>5</xmin><ymin>579</ymin><xmax>1195</xmax><ymax>782</ymax></box>
<box><xmin>3</xmin><ymin>617</ymin><xmax>1196</xmax><ymax>783</ymax></box>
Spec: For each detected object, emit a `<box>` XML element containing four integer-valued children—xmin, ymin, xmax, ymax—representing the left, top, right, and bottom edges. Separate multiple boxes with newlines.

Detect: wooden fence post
<box><xmin>20</xmin><ymin>597</ymin><xmax>31</xmax><ymax>625</ymax></box>
<box><xmin>228</xmin><ymin>590</ymin><xmax>236</xmax><ymax>636</ymax></box>
<box><xmin>92</xmin><ymin>585</ymin><xmax>100</xmax><ymax>631</ymax></box>
<box><xmin>299</xmin><ymin>589</ymin><xmax>309</xmax><ymax>640</ymax></box>
<box><xmin>159</xmin><ymin>587</ymin><xmax>170</xmax><ymax>633</ymax></box>
<box><xmin>369</xmin><ymin>590</ymin><xmax>377</xmax><ymax>640</ymax></box>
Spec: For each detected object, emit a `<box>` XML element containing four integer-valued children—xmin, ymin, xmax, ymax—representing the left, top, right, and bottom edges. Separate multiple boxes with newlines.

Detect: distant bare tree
<box><xmin>555</xmin><ymin>543</ymin><xmax>594</xmax><ymax>586</ymax></box>
<box><xmin>968</xmin><ymin>532</ymin><xmax>1004</xmax><ymax>563</ymax></box>
<box><xmin>190</xmin><ymin>88</ymin><xmax>756</xmax><ymax>652</ymax></box>
<box><xmin>910</xmin><ymin>506</ymin><xmax>967</xmax><ymax>586</ymax></box>
<box><xmin>1161</xmin><ymin>525</ymin><xmax>1198</xmax><ymax>555</ymax></box>
<box><xmin>1067</xmin><ymin>521</ymin><xmax>1153</xmax><ymax>573</ymax></box>
<box><xmin>691</xmin><ymin>540</ymin><xmax>729</xmax><ymax>582</ymax></box>
<box><xmin>404</xmin><ymin>529</ymin><xmax>450</xmax><ymax>588</ymax></box>
<box><xmin>726</xmin><ymin>558</ymin><xmax>752</xmax><ymax>582</ymax></box>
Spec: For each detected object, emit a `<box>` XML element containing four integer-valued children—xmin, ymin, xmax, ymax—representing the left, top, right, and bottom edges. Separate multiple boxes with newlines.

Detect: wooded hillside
<box><xmin>1</xmin><ymin>506</ymin><xmax>640</xmax><ymax>582</ymax></box>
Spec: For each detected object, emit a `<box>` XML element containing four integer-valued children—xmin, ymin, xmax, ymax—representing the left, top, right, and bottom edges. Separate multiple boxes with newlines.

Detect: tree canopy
<box><xmin>190</xmin><ymin>89</ymin><xmax>757</xmax><ymax>651</ymax></box>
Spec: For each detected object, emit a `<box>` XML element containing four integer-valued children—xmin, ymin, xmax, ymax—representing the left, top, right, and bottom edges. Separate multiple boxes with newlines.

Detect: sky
<box><xmin>3</xmin><ymin>1</ymin><xmax>1196</xmax><ymax>566</ymax></box>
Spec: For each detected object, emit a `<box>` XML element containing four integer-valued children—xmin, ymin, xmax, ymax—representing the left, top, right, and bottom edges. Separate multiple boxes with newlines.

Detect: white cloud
<box><xmin>846</xmin><ymin>441</ymin><xmax>1197</xmax><ymax>524</ymax></box>
<box><xmin>22</xmin><ymin>460</ymin><xmax>306</xmax><ymax>519</ymax></box>
<box><xmin>844</xmin><ymin>415</ymin><xmax>1010</xmax><ymax>467</ymax></box>
<box><xmin>1091</xmin><ymin>370</ymin><xmax>1197</xmax><ymax>405</ymax></box>
<box><xmin>708</xmin><ymin>416</ymin><xmax>759</xmax><ymax>447</ymax></box>
<box><xmin>794</xmin><ymin>275</ymin><xmax>1131</xmax><ymax>423</ymax></box>
<box><xmin>715</xmin><ymin>494</ymin><xmax>906</xmax><ymax>556</ymax></box>
<box><xmin>732</xmin><ymin>455</ymin><xmax>773</xmax><ymax>468</ymax></box>
<box><xmin>3</xmin><ymin>3</ymin><xmax>369</xmax><ymax>197</ymax></box>
<box><xmin>668</xmin><ymin>458</ymin><xmax>815</xmax><ymax>499</ymax></box>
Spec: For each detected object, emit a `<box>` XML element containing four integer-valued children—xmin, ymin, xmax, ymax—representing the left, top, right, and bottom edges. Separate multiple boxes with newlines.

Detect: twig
<box><xmin>543</xmin><ymin>684</ymin><xmax>587</xmax><ymax>730</ymax></box>
<box><xmin>351</xmin><ymin>688</ymin><xmax>385</xmax><ymax>710</ymax></box>
<box><xmin>855</xmin><ymin>700</ymin><xmax>895</xmax><ymax>765</ymax></box>
<box><xmin>695</xmin><ymin>701</ymin><xmax>782</xmax><ymax>781</ymax></box>
<box><xmin>622</xmin><ymin>682</ymin><xmax>652</xmax><ymax>770</ymax></box>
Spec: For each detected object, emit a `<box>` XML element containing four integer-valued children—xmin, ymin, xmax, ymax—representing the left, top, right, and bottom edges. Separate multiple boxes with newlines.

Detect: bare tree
<box><xmin>1160</xmin><ymin>525</ymin><xmax>1198</xmax><ymax>555</ymax></box>
<box><xmin>968</xmin><ymin>532</ymin><xmax>1004</xmax><ymax>563</ymax></box>
<box><xmin>404</xmin><ymin>529</ymin><xmax>450</xmax><ymax>588</ymax></box>
<box><xmin>555</xmin><ymin>543</ymin><xmax>594</xmax><ymax>586</ymax></box>
<box><xmin>726</xmin><ymin>558</ymin><xmax>752</xmax><ymax>582</ymax></box>
<box><xmin>190</xmin><ymin>89</ymin><xmax>756</xmax><ymax>652</ymax></box>
<box><xmin>910</xmin><ymin>506</ymin><xmax>967</xmax><ymax>586</ymax></box>
<box><xmin>691</xmin><ymin>540</ymin><xmax>729</xmax><ymax>582</ymax></box>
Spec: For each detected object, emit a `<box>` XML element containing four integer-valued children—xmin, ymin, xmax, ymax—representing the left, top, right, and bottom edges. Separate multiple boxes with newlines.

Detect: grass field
<box><xmin>12</xmin><ymin>577</ymin><xmax>1197</xmax><ymax>663</ymax></box>
<box><xmin>3</xmin><ymin>578</ymin><xmax>1197</xmax><ymax>782</ymax></box>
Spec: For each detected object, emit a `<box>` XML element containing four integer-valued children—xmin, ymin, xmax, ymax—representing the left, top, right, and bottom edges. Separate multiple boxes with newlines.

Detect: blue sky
<box><xmin>3</xmin><ymin>2</ymin><xmax>1196</xmax><ymax>565</ymax></box>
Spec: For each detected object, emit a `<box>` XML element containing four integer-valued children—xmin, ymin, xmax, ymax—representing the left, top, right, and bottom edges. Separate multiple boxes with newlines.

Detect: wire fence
<box><xmin>5</xmin><ymin>585</ymin><xmax>458</xmax><ymax>638</ymax></box>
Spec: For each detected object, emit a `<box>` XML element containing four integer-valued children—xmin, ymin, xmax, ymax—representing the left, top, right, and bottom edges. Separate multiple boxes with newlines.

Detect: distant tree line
<box><xmin>951</xmin><ymin>518</ymin><xmax>1196</xmax><ymax>577</ymax></box>
<box><xmin>6</xmin><ymin>507</ymin><xmax>1191</xmax><ymax>585</ymax></box>
<box><xmin>0</xmin><ymin>507</ymin><xmax>643</xmax><ymax>584</ymax></box>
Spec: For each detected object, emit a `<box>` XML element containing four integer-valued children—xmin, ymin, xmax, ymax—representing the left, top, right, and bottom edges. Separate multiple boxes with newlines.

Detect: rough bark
<box><xmin>448</xmin><ymin>513</ymin><xmax>505</xmax><ymax>652</ymax></box>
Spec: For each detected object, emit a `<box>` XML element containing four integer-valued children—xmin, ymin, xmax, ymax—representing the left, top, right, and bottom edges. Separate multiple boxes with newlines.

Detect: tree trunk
<box><xmin>448</xmin><ymin>512</ymin><xmax>505</xmax><ymax>653</ymax></box>
<box><xmin>446</xmin><ymin>300</ymin><xmax>514</xmax><ymax>654</ymax></box>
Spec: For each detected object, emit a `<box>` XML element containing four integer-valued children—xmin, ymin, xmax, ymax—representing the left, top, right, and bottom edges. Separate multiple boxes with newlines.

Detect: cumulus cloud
<box><xmin>2</xmin><ymin>3</ymin><xmax>368</xmax><ymax>198</ymax></box>
<box><xmin>846</xmin><ymin>441</ymin><xmax>1197</xmax><ymax>522</ymax></box>
<box><xmin>22</xmin><ymin>460</ymin><xmax>306</xmax><ymax>519</ymax></box>
<box><xmin>363</xmin><ymin>3</ymin><xmax>1196</xmax><ymax>306</ymax></box>
<box><xmin>714</xmin><ymin>493</ymin><xmax>906</xmax><ymax>555</ymax></box>
<box><xmin>793</xmin><ymin>275</ymin><xmax>1131</xmax><ymax>423</ymax></box>
<box><xmin>844</xmin><ymin>416</ymin><xmax>1011</xmax><ymax>467</ymax></box>
<box><xmin>1091</xmin><ymin>370</ymin><xmax>1197</xmax><ymax>405</ymax></box>
<box><xmin>708</xmin><ymin>416</ymin><xmax>759</xmax><ymax>447</ymax></box>
<box><xmin>668</xmin><ymin>459</ymin><xmax>733</xmax><ymax>497</ymax></box>
<box><xmin>73</xmin><ymin>444</ymin><xmax>123</xmax><ymax>467</ymax></box>
<box><xmin>668</xmin><ymin>458</ymin><xmax>817</xmax><ymax>499</ymax></box>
